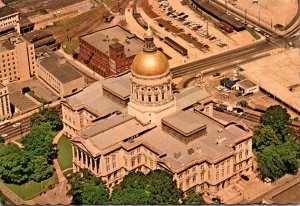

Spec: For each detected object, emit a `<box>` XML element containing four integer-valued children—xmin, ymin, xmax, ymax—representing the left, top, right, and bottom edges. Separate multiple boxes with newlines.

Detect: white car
<box><xmin>12</xmin><ymin>122</ymin><xmax>21</xmax><ymax>128</ymax></box>
<box><xmin>1</xmin><ymin>134</ymin><xmax>8</xmax><ymax>138</ymax></box>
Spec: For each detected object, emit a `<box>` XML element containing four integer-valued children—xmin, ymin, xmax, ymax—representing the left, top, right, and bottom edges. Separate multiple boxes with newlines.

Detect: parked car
<box><xmin>12</xmin><ymin>122</ymin><xmax>21</xmax><ymax>128</ymax></box>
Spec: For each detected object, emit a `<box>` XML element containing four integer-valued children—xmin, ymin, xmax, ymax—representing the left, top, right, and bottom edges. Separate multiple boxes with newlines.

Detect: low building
<box><xmin>77</xmin><ymin>25</ymin><xmax>144</xmax><ymax>77</ymax></box>
<box><xmin>0</xmin><ymin>6</ymin><xmax>20</xmax><ymax>36</ymax></box>
<box><xmin>236</xmin><ymin>79</ymin><xmax>259</xmax><ymax>95</ymax></box>
<box><xmin>240</xmin><ymin>48</ymin><xmax>300</xmax><ymax>114</ymax></box>
<box><xmin>0</xmin><ymin>83</ymin><xmax>12</xmax><ymax>121</ymax></box>
<box><xmin>0</xmin><ymin>35</ymin><xmax>36</xmax><ymax>83</ymax></box>
<box><xmin>36</xmin><ymin>46</ymin><xmax>85</xmax><ymax>97</ymax></box>
<box><xmin>63</xmin><ymin>29</ymin><xmax>253</xmax><ymax>198</ymax></box>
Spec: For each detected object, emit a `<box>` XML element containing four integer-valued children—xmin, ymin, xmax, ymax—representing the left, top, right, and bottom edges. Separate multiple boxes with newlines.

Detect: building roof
<box><xmin>102</xmin><ymin>73</ymin><xmax>131</xmax><ymax>99</ymax></box>
<box><xmin>241</xmin><ymin>48</ymin><xmax>300</xmax><ymax>113</ymax></box>
<box><xmin>162</xmin><ymin>110</ymin><xmax>207</xmax><ymax>136</ymax></box>
<box><xmin>80</xmin><ymin>114</ymin><xmax>156</xmax><ymax>150</ymax></box>
<box><xmin>36</xmin><ymin>46</ymin><xmax>83</xmax><ymax>83</ymax></box>
<box><xmin>237</xmin><ymin>79</ymin><xmax>257</xmax><ymax>89</ymax></box>
<box><xmin>223</xmin><ymin>79</ymin><xmax>235</xmax><ymax>88</ymax></box>
<box><xmin>140</xmin><ymin>111</ymin><xmax>250</xmax><ymax>170</ymax></box>
<box><xmin>0</xmin><ymin>6</ymin><xmax>18</xmax><ymax>19</ymax></box>
<box><xmin>66</xmin><ymin>79</ymin><xmax>123</xmax><ymax>117</ymax></box>
<box><xmin>0</xmin><ymin>39</ymin><xmax>14</xmax><ymax>52</ymax></box>
<box><xmin>81</xmin><ymin>25</ymin><xmax>144</xmax><ymax>57</ymax></box>
<box><xmin>175</xmin><ymin>86</ymin><xmax>211</xmax><ymax>110</ymax></box>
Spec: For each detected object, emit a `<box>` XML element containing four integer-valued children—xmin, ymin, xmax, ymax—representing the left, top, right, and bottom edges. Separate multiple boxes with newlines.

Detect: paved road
<box><xmin>171</xmin><ymin>39</ymin><xmax>275</xmax><ymax>78</ymax></box>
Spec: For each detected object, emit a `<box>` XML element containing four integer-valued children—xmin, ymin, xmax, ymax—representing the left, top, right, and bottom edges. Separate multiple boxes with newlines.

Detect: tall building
<box><xmin>0</xmin><ymin>83</ymin><xmax>11</xmax><ymax>121</ymax></box>
<box><xmin>77</xmin><ymin>25</ymin><xmax>144</xmax><ymax>78</ymax></box>
<box><xmin>0</xmin><ymin>35</ymin><xmax>36</xmax><ymax>83</ymax></box>
<box><xmin>62</xmin><ymin>28</ymin><xmax>253</xmax><ymax>198</ymax></box>
<box><xmin>0</xmin><ymin>6</ymin><xmax>20</xmax><ymax>36</ymax></box>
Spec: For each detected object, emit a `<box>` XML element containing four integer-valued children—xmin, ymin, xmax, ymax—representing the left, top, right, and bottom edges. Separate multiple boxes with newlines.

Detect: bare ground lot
<box><xmin>232</xmin><ymin>0</ymin><xmax>298</xmax><ymax>26</ymax></box>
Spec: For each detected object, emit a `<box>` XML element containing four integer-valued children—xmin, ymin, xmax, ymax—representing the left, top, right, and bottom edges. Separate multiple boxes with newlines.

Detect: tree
<box><xmin>22</xmin><ymin>123</ymin><xmax>54</xmax><ymax>159</ymax></box>
<box><xmin>31</xmin><ymin>156</ymin><xmax>53</xmax><ymax>182</ymax></box>
<box><xmin>111</xmin><ymin>170</ymin><xmax>183</xmax><ymax>204</ymax></box>
<box><xmin>67</xmin><ymin>169</ymin><xmax>110</xmax><ymax>205</ymax></box>
<box><xmin>111</xmin><ymin>172</ymin><xmax>150</xmax><ymax>204</ymax></box>
<box><xmin>252</xmin><ymin>125</ymin><xmax>281</xmax><ymax>151</ymax></box>
<box><xmin>260</xmin><ymin>105</ymin><xmax>291</xmax><ymax>141</ymax></box>
<box><xmin>0</xmin><ymin>136</ymin><xmax>4</xmax><ymax>144</ymax></box>
<box><xmin>255</xmin><ymin>142</ymin><xmax>299</xmax><ymax>181</ymax></box>
<box><xmin>81</xmin><ymin>182</ymin><xmax>110</xmax><ymax>205</ymax></box>
<box><xmin>0</xmin><ymin>144</ymin><xmax>32</xmax><ymax>184</ymax></box>
<box><xmin>183</xmin><ymin>189</ymin><xmax>205</xmax><ymax>205</ymax></box>
<box><xmin>145</xmin><ymin>170</ymin><xmax>182</xmax><ymax>204</ymax></box>
<box><xmin>31</xmin><ymin>108</ymin><xmax>63</xmax><ymax>131</ymax></box>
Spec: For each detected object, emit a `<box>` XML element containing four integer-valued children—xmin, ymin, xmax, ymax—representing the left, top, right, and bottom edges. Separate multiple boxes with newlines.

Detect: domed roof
<box><xmin>132</xmin><ymin>50</ymin><xmax>169</xmax><ymax>76</ymax></box>
<box><xmin>131</xmin><ymin>27</ymin><xmax>169</xmax><ymax>77</ymax></box>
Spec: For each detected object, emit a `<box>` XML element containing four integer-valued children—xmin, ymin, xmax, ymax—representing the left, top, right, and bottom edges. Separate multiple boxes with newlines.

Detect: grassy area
<box><xmin>27</xmin><ymin>90</ymin><xmax>47</xmax><ymax>104</ymax></box>
<box><xmin>63</xmin><ymin>38</ymin><xmax>79</xmax><ymax>55</ymax></box>
<box><xmin>57</xmin><ymin>135</ymin><xmax>73</xmax><ymax>171</ymax></box>
<box><xmin>1</xmin><ymin>174</ymin><xmax>58</xmax><ymax>201</ymax></box>
<box><xmin>246</xmin><ymin>26</ymin><xmax>261</xmax><ymax>40</ymax></box>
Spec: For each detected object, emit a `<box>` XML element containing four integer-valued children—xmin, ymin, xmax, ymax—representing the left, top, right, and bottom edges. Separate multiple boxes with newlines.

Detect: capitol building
<box><xmin>61</xmin><ymin>28</ymin><xmax>253</xmax><ymax>198</ymax></box>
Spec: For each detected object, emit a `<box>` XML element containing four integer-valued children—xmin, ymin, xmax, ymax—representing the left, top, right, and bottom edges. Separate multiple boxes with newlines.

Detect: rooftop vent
<box><xmin>188</xmin><ymin>148</ymin><xmax>194</xmax><ymax>155</ymax></box>
<box><xmin>174</xmin><ymin>152</ymin><xmax>181</xmax><ymax>159</ymax></box>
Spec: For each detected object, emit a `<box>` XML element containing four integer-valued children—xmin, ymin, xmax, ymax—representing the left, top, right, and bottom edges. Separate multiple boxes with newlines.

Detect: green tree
<box><xmin>67</xmin><ymin>169</ymin><xmax>109</xmax><ymax>205</ymax></box>
<box><xmin>260</xmin><ymin>105</ymin><xmax>291</xmax><ymax>141</ymax></box>
<box><xmin>0</xmin><ymin>144</ymin><xmax>32</xmax><ymax>184</ymax></box>
<box><xmin>255</xmin><ymin>142</ymin><xmax>298</xmax><ymax>181</ymax></box>
<box><xmin>253</xmin><ymin>125</ymin><xmax>281</xmax><ymax>151</ymax></box>
<box><xmin>183</xmin><ymin>189</ymin><xmax>205</xmax><ymax>205</ymax></box>
<box><xmin>31</xmin><ymin>156</ymin><xmax>53</xmax><ymax>182</ymax></box>
<box><xmin>145</xmin><ymin>170</ymin><xmax>182</xmax><ymax>204</ymax></box>
<box><xmin>22</xmin><ymin>123</ymin><xmax>54</xmax><ymax>159</ymax></box>
<box><xmin>81</xmin><ymin>182</ymin><xmax>110</xmax><ymax>205</ymax></box>
<box><xmin>111</xmin><ymin>172</ymin><xmax>150</xmax><ymax>204</ymax></box>
<box><xmin>111</xmin><ymin>170</ymin><xmax>183</xmax><ymax>204</ymax></box>
<box><xmin>31</xmin><ymin>108</ymin><xmax>63</xmax><ymax>131</ymax></box>
<box><xmin>0</xmin><ymin>136</ymin><xmax>4</xmax><ymax>144</ymax></box>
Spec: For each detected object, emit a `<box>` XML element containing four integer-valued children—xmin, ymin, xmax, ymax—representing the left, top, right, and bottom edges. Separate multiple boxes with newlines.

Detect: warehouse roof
<box><xmin>36</xmin><ymin>46</ymin><xmax>83</xmax><ymax>83</ymax></box>
<box><xmin>81</xmin><ymin>25</ymin><xmax>144</xmax><ymax>57</ymax></box>
<box><xmin>0</xmin><ymin>6</ymin><xmax>18</xmax><ymax>19</ymax></box>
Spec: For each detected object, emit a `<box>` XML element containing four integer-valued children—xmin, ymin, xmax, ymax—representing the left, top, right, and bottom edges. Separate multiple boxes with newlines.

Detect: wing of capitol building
<box><xmin>61</xmin><ymin>27</ymin><xmax>253</xmax><ymax>197</ymax></box>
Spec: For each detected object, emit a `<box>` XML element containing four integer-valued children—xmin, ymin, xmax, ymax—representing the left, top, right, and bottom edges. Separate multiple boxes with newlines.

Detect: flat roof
<box><xmin>237</xmin><ymin>79</ymin><xmax>257</xmax><ymax>89</ymax></box>
<box><xmin>162</xmin><ymin>110</ymin><xmax>207</xmax><ymax>136</ymax></box>
<box><xmin>81</xmin><ymin>25</ymin><xmax>144</xmax><ymax>57</ymax></box>
<box><xmin>102</xmin><ymin>73</ymin><xmax>130</xmax><ymax>99</ymax></box>
<box><xmin>36</xmin><ymin>46</ymin><xmax>83</xmax><ymax>83</ymax></box>
<box><xmin>82</xmin><ymin>114</ymin><xmax>155</xmax><ymax>149</ymax></box>
<box><xmin>175</xmin><ymin>86</ymin><xmax>211</xmax><ymax>110</ymax></box>
<box><xmin>0</xmin><ymin>39</ymin><xmax>14</xmax><ymax>52</ymax></box>
<box><xmin>141</xmin><ymin>111</ymin><xmax>250</xmax><ymax>169</ymax></box>
<box><xmin>66</xmin><ymin>80</ymin><xmax>123</xmax><ymax>117</ymax></box>
<box><xmin>241</xmin><ymin>48</ymin><xmax>300</xmax><ymax>112</ymax></box>
<box><xmin>0</xmin><ymin>6</ymin><xmax>18</xmax><ymax>19</ymax></box>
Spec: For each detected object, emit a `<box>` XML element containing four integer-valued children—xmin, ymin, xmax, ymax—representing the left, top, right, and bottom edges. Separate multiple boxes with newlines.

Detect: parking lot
<box><xmin>151</xmin><ymin>0</ymin><xmax>257</xmax><ymax>54</ymax></box>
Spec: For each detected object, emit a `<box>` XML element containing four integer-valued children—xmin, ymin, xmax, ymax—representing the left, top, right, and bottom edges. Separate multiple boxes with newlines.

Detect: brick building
<box><xmin>77</xmin><ymin>25</ymin><xmax>144</xmax><ymax>77</ymax></box>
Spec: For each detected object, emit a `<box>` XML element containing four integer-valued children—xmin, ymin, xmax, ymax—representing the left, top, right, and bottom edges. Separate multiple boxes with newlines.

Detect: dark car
<box><xmin>235</xmin><ymin>92</ymin><xmax>242</xmax><ymax>97</ymax></box>
<box><xmin>212</xmin><ymin>72</ymin><xmax>221</xmax><ymax>77</ymax></box>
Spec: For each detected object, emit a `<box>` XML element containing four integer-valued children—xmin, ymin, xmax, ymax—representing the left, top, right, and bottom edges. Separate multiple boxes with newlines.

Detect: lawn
<box><xmin>1</xmin><ymin>174</ymin><xmax>58</xmax><ymax>201</ymax></box>
<box><xmin>57</xmin><ymin>135</ymin><xmax>73</xmax><ymax>171</ymax></box>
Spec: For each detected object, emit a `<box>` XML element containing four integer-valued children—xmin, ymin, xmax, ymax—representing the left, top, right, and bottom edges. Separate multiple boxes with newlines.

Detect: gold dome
<box><xmin>131</xmin><ymin>50</ymin><xmax>169</xmax><ymax>76</ymax></box>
